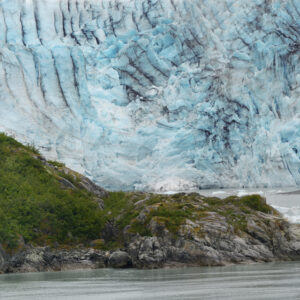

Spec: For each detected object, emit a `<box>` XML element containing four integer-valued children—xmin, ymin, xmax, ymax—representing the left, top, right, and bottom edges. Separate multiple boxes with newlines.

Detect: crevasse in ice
<box><xmin>0</xmin><ymin>0</ymin><xmax>300</xmax><ymax>191</ymax></box>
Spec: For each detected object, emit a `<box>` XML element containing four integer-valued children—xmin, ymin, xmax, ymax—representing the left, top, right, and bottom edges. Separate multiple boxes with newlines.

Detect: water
<box><xmin>1</xmin><ymin>262</ymin><xmax>300</xmax><ymax>300</ymax></box>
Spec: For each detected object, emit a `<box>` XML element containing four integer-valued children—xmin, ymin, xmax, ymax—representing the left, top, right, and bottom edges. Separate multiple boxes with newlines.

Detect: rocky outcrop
<box><xmin>44</xmin><ymin>160</ymin><xmax>108</xmax><ymax>199</ymax></box>
<box><xmin>1</xmin><ymin>192</ymin><xmax>300</xmax><ymax>273</ymax></box>
<box><xmin>1</xmin><ymin>247</ymin><xmax>108</xmax><ymax>274</ymax></box>
<box><xmin>120</xmin><ymin>193</ymin><xmax>300</xmax><ymax>268</ymax></box>
<box><xmin>124</xmin><ymin>219</ymin><xmax>300</xmax><ymax>269</ymax></box>
<box><xmin>1</xmin><ymin>211</ymin><xmax>300</xmax><ymax>273</ymax></box>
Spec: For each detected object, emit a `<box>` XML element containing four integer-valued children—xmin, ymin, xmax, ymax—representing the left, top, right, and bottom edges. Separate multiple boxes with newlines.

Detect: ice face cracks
<box><xmin>0</xmin><ymin>0</ymin><xmax>300</xmax><ymax>190</ymax></box>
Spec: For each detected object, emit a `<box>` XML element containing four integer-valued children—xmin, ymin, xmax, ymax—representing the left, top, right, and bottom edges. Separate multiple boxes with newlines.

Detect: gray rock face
<box><xmin>45</xmin><ymin>161</ymin><xmax>108</xmax><ymax>198</ymax></box>
<box><xmin>2</xmin><ymin>247</ymin><xmax>108</xmax><ymax>273</ymax></box>
<box><xmin>124</xmin><ymin>214</ymin><xmax>300</xmax><ymax>268</ymax></box>
<box><xmin>127</xmin><ymin>237</ymin><xmax>165</xmax><ymax>268</ymax></box>
<box><xmin>78</xmin><ymin>177</ymin><xmax>108</xmax><ymax>199</ymax></box>
<box><xmin>59</xmin><ymin>177</ymin><xmax>77</xmax><ymax>189</ymax></box>
<box><xmin>108</xmin><ymin>251</ymin><xmax>131</xmax><ymax>268</ymax></box>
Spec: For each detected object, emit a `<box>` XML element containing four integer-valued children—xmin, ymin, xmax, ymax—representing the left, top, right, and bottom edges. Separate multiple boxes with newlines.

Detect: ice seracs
<box><xmin>0</xmin><ymin>0</ymin><xmax>300</xmax><ymax>190</ymax></box>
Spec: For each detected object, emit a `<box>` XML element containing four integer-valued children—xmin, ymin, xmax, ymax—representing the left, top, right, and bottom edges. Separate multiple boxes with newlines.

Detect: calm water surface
<box><xmin>1</xmin><ymin>262</ymin><xmax>300</xmax><ymax>300</ymax></box>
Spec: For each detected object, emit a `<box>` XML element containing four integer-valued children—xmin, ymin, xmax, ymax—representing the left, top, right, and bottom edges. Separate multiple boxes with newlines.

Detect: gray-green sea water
<box><xmin>1</xmin><ymin>262</ymin><xmax>300</xmax><ymax>300</ymax></box>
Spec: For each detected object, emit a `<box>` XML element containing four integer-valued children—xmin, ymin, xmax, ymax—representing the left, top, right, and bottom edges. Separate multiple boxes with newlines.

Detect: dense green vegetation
<box><xmin>0</xmin><ymin>133</ymin><xmax>279</xmax><ymax>252</ymax></box>
<box><xmin>0</xmin><ymin>133</ymin><xmax>104</xmax><ymax>250</ymax></box>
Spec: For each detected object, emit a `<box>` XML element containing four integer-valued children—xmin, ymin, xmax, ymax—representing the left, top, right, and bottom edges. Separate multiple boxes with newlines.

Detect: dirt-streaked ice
<box><xmin>0</xmin><ymin>0</ymin><xmax>300</xmax><ymax>190</ymax></box>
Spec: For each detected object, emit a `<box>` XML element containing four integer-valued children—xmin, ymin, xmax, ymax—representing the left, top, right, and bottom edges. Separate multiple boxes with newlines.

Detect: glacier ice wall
<box><xmin>0</xmin><ymin>0</ymin><xmax>300</xmax><ymax>190</ymax></box>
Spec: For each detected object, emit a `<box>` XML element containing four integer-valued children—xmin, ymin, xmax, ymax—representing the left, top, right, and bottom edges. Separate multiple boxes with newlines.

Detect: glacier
<box><xmin>0</xmin><ymin>0</ymin><xmax>300</xmax><ymax>191</ymax></box>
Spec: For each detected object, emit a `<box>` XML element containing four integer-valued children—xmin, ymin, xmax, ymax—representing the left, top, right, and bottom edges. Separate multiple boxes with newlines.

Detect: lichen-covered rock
<box><xmin>124</xmin><ymin>216</ymin><xmax>300</xmax><ymax>268</ymax></box>
<box><xmin>121</xmin><ymin>194</ymin><xmax>300</xmax><ymax>268</ymax></box>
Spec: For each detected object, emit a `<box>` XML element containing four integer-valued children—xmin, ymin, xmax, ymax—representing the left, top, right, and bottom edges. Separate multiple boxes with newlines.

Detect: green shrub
<box><xmin>239</xmin><ymin>195</ymin><xmax>271</xmax><ymax>213</ymax></box>
<box><xmin>0</xmin><ymin>133</ymin><xmax>104</xmax><ymax>249</ymax></box>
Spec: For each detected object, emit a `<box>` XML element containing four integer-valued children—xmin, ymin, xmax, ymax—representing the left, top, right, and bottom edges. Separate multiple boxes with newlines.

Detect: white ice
<box><xmin>0</xmin><ymin>0</ymin><xmax>300</xmax><ymax>191</ymax></box>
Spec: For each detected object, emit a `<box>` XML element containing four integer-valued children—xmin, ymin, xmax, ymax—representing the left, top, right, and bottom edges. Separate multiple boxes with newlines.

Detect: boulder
<box><xmin>108</xmin><ymin>251</ymin><xmax>131</xmax><ymax>268</ymax></box>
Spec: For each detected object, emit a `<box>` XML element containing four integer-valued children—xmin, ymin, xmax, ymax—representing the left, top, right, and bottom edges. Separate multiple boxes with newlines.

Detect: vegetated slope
<box><xmin>1</xmin><ymin>0</ymin><xmax>300</xmax><ymax>191</ymax></box>
<box><xmin>0</xmin><ymin>133</ymin><xmax>107</xmax><ymax>250</ymax></box>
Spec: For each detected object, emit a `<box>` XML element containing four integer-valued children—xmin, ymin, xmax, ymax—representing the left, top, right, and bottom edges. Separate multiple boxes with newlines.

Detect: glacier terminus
<box><xmin>0</xmin><ymin>0</ymin><xmax>300</xmax><ymax>191</ymax></box>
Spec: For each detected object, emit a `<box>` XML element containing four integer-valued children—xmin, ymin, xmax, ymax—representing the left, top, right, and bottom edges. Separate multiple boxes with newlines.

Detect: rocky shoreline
<box><xmin>2</xmin><ymin>134</ymin><xmax>300</xmax><ymax>274</ymax></box>
<box><xmin>1</xmin><ymin>205</ymin><xmax>300</xmax><ymax>273</ymax></box>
